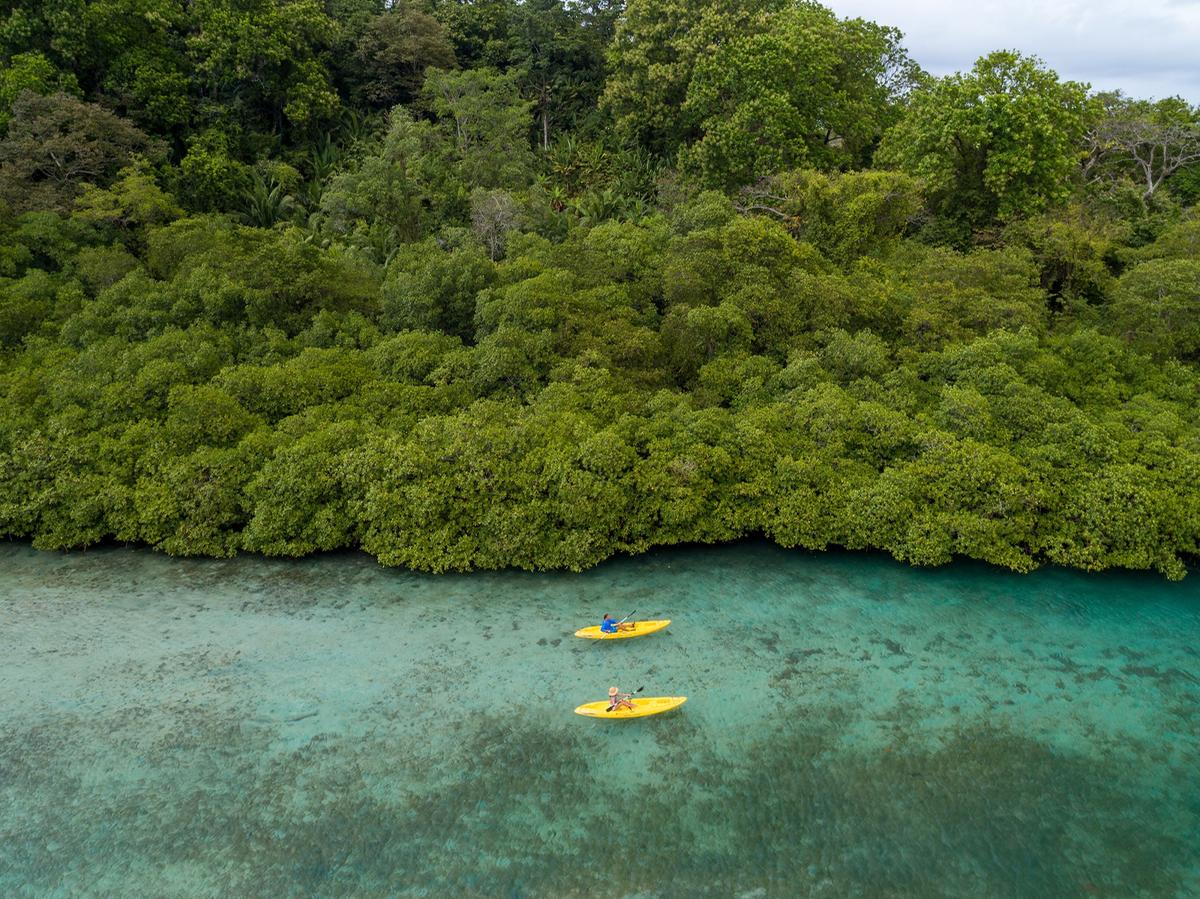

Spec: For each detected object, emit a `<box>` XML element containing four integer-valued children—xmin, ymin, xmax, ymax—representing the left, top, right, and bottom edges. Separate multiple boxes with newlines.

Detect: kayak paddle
<box><xmin>588</xmin><ymin>608</ymin><xmax>636</xmax><ymax>647</ymax></box>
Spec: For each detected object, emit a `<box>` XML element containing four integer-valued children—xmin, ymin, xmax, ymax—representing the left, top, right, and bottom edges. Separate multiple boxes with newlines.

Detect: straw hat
<box><xmin>608</xmin><ymin>686</ymin><xmax>619</xmax><ymax>696</ymax></box>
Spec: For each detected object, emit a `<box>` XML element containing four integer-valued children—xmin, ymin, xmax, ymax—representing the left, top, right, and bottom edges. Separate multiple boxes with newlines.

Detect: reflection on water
<box><xmin>1</xmin><ymin>543</ymin><xmax>1197</xmax><ymax>897</ymax></box>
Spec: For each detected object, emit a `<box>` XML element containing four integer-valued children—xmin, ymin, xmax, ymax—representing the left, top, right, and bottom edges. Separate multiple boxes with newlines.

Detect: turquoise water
<box><xmin>1</xmin><ymin>542</ymin><xmax>1197</xmax><ymax>898</ymax></box>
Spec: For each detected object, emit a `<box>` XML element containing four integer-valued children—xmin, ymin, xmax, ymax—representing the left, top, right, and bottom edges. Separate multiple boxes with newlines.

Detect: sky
<box><xmin>827</xmin><ymin>0</ymin><xmax>1200</xmax><ymax>102</ymax></box>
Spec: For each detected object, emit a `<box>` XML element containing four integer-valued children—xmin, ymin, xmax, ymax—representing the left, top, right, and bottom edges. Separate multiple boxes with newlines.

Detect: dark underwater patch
<box><xmin>2</xmin><ymin>706</ymin><xmax>1194</xmax><ymax>898</ymax></box>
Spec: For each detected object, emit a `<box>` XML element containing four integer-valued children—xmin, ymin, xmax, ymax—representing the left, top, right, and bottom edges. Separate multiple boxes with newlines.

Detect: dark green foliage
<box><xmin>681</xmin><ymin>4</ymin><xmax>918</xmax><ymax>188</ymax></box>
<box><xmin>0</xmin><ymin>51</ymin><xmax>80</xmax><ymax>132</ymax></box>
<box><xmin>1108</xmin><ymin>259</ymin><xmax>1200</xmax><ymax>361</ymax></box>
<box><xmin>740</xmin><ymin>169</ymin><xmax>922</xmax><ymax>265</ymax></box>
<box><xmin>877</xmin><ymin>52</ymin><xmax>1090</xmax><ymax>239</ymax></box>
<box><xmin>423</xmin><ymin>67</ymin><xmax>534</xmax><ymax>189</ymax></box>
<box><xmin>350</xmin><ymin>2</ymin><xmax>456</xmax><ymax>109</ymax></box>
<box><xmin>315</xmin><ymin>109</ymin><xmax>442</xmax><ymax>257</ymax></box>
<box><xmin>383</xmin><ymin>237</ymin><xmax>495</xmax><ymax>338</ymax></box>
<box><xmin>0</xmin><ymin>0</ymin><xmax>1197</xmax><ymax>579</ymax></box>
<box><xmin>0</xmin><ymin>92</ymin><xmax>164</xmax><ymax>212</ymax></box>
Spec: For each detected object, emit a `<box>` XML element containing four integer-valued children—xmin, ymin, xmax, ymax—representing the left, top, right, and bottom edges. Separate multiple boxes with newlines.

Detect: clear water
<box><xmin>1</xmin><ymin>542</ymin><xmax>1197</xmax><ymax>898</ymax></box>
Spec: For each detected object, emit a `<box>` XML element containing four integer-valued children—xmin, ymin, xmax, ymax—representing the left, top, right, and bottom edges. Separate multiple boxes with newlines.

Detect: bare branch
<box><xmin>734</xmin><ymin>203</ymin><xmax>790</xmax><ymax>219</ymax></box>
<box><xmin>1084</xmin><ymin>106</ymin><xmax>1200</xmax><ymax>199</ymax></box>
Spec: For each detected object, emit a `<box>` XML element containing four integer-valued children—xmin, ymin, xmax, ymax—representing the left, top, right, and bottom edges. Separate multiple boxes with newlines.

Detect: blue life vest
<box><xmin>600</xmin><ymin>618</ymin><xmax>617</xmax><ymax>633</ymax></box>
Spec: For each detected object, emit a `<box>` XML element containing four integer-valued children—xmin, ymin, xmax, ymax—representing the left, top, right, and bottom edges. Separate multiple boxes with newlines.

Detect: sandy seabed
<box><xmin>1</xmin><ymin>542</ymin><xmax>1197</xmax><ymax>898</ymax></box>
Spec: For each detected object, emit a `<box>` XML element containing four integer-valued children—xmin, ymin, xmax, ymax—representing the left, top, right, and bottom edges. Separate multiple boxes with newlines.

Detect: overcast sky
<box><xmin>826</xmin><ymin>0</ymin><xmax>1200</xmax><ymax>102</ymax></box>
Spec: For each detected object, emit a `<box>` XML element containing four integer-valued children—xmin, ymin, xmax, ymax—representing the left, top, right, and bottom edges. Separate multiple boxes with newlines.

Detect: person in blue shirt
<box><xmin>600</xmin><ymin>613</ymin><xmax>636</xmax><ymax>634</ymax></box>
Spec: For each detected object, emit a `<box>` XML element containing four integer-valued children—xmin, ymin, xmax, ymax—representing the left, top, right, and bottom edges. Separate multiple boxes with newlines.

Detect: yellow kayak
<box><xmin>574</xmin><ymin>697</ymin><xmax>687</xmax><ymax>719</ymax></box>
<box><xmin>573</xmin><ymin>619</ymin><xmax>671</xmax><ymax>640</ymax></box>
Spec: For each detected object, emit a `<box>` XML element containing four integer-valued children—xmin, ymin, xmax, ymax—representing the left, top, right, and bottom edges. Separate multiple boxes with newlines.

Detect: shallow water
<box><xmin>1</xmin><ymin>542</ymin><xmax>1197</xmax><ymax>898</ymax></box>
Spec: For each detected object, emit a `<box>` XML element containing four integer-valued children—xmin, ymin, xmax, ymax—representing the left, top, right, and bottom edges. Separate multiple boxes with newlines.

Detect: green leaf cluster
<box><xmin>0</xmin><ymin>1</ymin><xmax>1197</xmax><ymax>581</ymax></box>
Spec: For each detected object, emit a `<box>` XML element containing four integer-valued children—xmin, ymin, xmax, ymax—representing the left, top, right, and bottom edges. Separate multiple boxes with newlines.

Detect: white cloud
<box><xmin>827</xmin><ymin>0</ymin><xmax>1200</xmax><ymax>101</ymax></box>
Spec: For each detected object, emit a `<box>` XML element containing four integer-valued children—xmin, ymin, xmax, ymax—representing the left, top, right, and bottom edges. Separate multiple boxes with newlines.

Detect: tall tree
<box><xmin>423</xmin><ymin>67</ymin><xmax>533</xmax><ymax>188</ymax></box>
<box><xmin>316</xmin><ymin>108</ymin><xmax>443</xmax><ymax>258</ymax></box>
<box><xmin>80</xmin><ymin>0</ymin><xmax>192</xmax><ymax>134</ymax></box>
<box><xmin>681</xmin><ymin>4</ymin><xmax>919</xmax><ymax>188</ymax></box>
<box><xmin>601</xmin><ymin>0</ymin><xmax>779</xmax><ymax>157</ymax></box>
<box><xmin>506</xmin><ymin>0</ymin><xmax>597</xmax><ymax>149</ymax></box>
<box><xmin>0</xmin><ymin>92</ymin><xmax>164</xmax><ymax>212</ymax></box>
<box><xmin>432</xmin><ymin>0</ymin><xmax>516</xmax><ymax>68</ymax></box>
<box><xmin>352</xmin><ymin>2</ymin><xmax>457</xmax><ymax>109</ymax></box>
<box><xmin>187</xmin><ymin>0</ymin><xmax>340</xmax><ymax>135</ymax></box>
<box><xmin>470</xmin><ymin>187</ymin><xmax>521</xmax><ymax>259</ymax></box>
<box><xmin>736</xmin><ymin>168</ymin><xmax>922</xmax><ymax>264</ymax></box>
<box><xmin>877</xmin><ymin>52</ymin><xmax>1089</xmax><ymax>237</ymax></box>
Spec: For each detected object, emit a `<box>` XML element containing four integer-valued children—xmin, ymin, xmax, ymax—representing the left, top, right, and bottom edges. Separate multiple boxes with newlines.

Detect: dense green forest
<box><xmin>1</xmin><ymin>0</ymin><xmax>1198</xmax><ymax>577</ymax></box>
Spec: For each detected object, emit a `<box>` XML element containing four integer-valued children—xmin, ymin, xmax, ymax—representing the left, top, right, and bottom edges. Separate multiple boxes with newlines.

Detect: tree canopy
<box><xmin>0</xmin><ymin>1</ymin><xmax>1198</xmax><ymax>579</ymax></box>
<box><xmin>877</xmin><ymin>51</ymin><xmax>1090</xmax><ymax>239</ymax></box>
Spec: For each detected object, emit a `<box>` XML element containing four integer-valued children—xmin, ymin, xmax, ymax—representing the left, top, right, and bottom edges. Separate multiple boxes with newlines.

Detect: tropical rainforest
<box><xmin>0</xmin><ymin>0</ymin><xmax>1198</xmax><ymax>578</ymax></box>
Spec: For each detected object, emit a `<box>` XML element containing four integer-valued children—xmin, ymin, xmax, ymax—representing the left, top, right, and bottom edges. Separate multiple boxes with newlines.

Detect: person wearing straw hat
<box><xmin>607</xmin><ymin>686</ymin><xmax>634</xmax><ymax>712</ymax></box>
